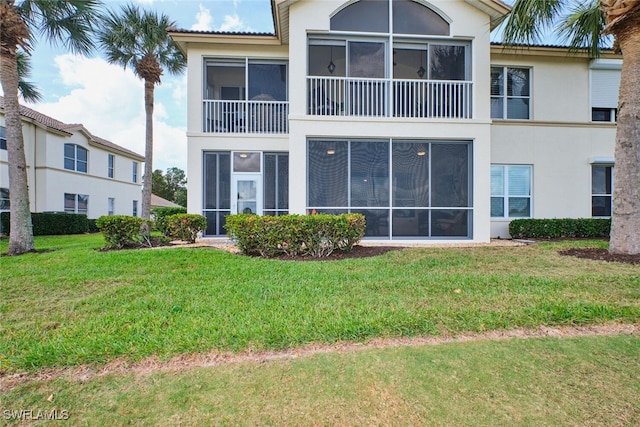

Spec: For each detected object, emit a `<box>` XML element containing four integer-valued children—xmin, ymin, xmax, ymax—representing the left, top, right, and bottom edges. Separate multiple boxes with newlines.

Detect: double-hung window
<box><xmin>0</xmin><ymin>188</ymin><xmax>9</xmax><ymax>210</ymax></box>
<box><xmin>592</xmin><ymin>165</ymin><xmax>613</xmax><ymax>217</ymax></box>
<box><xmin>0</xmin><ymin>126</ymin><xmax>6</xmax><ymax>150</ymax></box>
<box><xmin>491</xmin><ymin>67</ymin><xmax>530</xmax><ymax>119</ymax></box>
<box><xmin>64</xmin><ymin>193</ymin><xmax>88</xmax><ymax>214</ymax></box>
<box><xmin>491</xmin><ymin>165</ymin><xmax>532</xmax><ymax>218</ymax></box>
<box><xmin>64</xmin><ymin>144</ymin><xmax>88</xmax><ymax>173</ymax></box>
<box><xmin>108</xmin><ymin>154</ymin><xmax>115</xmax><ymax>178</ymax></box>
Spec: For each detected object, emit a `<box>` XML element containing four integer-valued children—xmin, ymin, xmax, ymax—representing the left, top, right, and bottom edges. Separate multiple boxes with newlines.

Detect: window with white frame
<box><xmin>108</xmin><ymin>197</ymin><xmax>115</xmax><ymax>216</ymax></box>
<box><xmin>491</xmin><ymin>67</ymin><xmax>531</xmax><ymax>119</ymax></box>
<box><xmin>64</xmin><ymin>144</ymin><xmax>88</xmax><ymax>173</ymax></box>
<box><xmin>491</xmin><ymin>165</ymin><xmax>532</xmax><ymax>218</ymax></box>
<box><xmin>108</xmin><ymin>154</ymin><xmax>115</xmax><ymax>178</ymax></box>
<box><xmin>0</xmin><ymin>187</ymin><xmax>9</xmax><ymax>210</ymax></box>
<box><xmin>590</xmin><ymin>60</ymin><xmax>621</xmax><ymax>122</ymax></box>
<box><xmin>132</xmin><ymin>200</ymin><xmax>138</xmax><ymax>217</ymax></box>
<box><xmin>64</xmin><ymin>193</ymin><xmax>88</xmax><ymax>214</ymax></box>
<box><xmin>132</xmin><ymin>162</ymin><xmax>138</xmax><ymax>183</ymax></box>
<box><xmin>592</xmin><ymin>165</ymin><xmax>613</xmax><ymax>217</ymax></box>
<box><xmin>0</xmin><ymin>126</ymin><xmax>6</xmax><ymax>150</ymax></box>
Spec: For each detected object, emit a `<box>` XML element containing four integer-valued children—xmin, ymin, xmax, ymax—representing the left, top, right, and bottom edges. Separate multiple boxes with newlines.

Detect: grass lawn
<box><xmin>2</xmin><ymin>334</ymin><xmax>639</xmax><ymax>425</ymax></box>
<box><xmin>1</xmin><ymin>234</ymin><xmax>639</xmax><ymax>374</ymax></box>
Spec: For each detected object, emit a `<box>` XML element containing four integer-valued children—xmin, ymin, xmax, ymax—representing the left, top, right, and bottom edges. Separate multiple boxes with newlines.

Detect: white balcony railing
<box><xmin>308</xmin><ymin>76</ymin><xmax>473</xmax><ymax>119</ymax></box>
<box><xmin>203</xmin><ymin>100</ymin><xmax>289</xmax><ymax>134</ymax></box>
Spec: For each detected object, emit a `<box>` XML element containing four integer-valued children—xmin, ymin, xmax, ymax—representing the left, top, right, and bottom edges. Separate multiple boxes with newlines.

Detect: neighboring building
<box><xmin>0</xmin><ymin>96</ymin><xmax>144</xmax><ymax>221</ymax></box>
<box><xmin>170</xmin><ymin>0</ymin><xmax>620</xmax><ymax>241</ymax></box>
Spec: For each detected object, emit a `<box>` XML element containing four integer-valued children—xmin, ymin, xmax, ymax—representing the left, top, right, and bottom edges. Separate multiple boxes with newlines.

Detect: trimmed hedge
<box><xmin>0</xmin><ymin>212</ymin><xmax>89</xmax><ymax>236</ymax></box>
<box><xmin>151</xmin><ymin>206</ymin><xmax>187</xmax><ymax>234</ymax></box>
<box><xmin>509</xmin><ymin>218</ymin><xmax>611</xmax><ymax>239</ymax></box>
<box><xmin>96</xmin><ymin>215</ymin><xmax>150</xmax><ymax>248</ymax></box>
<box><xmin>166</xmin><ymin>213</ymin><xmax>207</xmax><ymax>243</ymax></box>
<box><xmin>225</xmin><ymin>213</ymin><xmax>366</xmax><ymax>258</ymax></box>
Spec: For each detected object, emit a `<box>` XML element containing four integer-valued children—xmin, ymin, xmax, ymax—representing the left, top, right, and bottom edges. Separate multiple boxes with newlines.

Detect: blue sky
<box><xmin>21</xmin><ymin>0</ymin><xmax>274</xmax><ymax>174</ymax></box>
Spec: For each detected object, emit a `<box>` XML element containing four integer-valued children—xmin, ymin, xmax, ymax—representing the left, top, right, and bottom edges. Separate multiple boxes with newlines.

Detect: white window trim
<box><xmin>491</xmin><ymin>65</ymin><xmax>532</xmax><ymax>120</ymax></box>
<box><xmin>491</xmin><ymin>164</ymin><xmax>532</xmax><ymax>219</ymax></box>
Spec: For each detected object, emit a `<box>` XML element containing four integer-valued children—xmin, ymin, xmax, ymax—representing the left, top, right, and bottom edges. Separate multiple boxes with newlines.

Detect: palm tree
<box><xmin>0</xmin><ymin>0</ymin><xmax>100</xmax><ymax>255</ymax></box>
<box><xmin>98</xmin><ymin>4</ymin><xmax>186</xmax><ymax>221</ymax></box>
<box><xmin>499</xmin><ymin>0</ymin><xmax>640</xmax><ymax>255</ymax></box>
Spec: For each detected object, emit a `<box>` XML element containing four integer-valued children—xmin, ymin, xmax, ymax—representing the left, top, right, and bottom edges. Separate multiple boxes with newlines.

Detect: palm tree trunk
<box><xmin>608</xmin><ymin>12</ymin><xmax>640</xmax><ymax>255</ymax></box>
<box><xmin>0</xmin><ymin>51</ymin><xmax>34</xmax><ymax>255</ymax></box>
<box><xmin>141</xmin><ymin>78</ymin><xmax>154</xmax><ymax>220</ymax></box>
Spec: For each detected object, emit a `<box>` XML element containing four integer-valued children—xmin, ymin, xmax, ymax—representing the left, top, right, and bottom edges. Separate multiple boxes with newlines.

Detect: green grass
<box><xmin>1</xmin><ymin>234</ymin><xmax>639</xmax><ymax>373</ymax></box>
<box><xmin>2</xmin><ymin>335</ymin><xmax>639</xmax><ymax>425</ymax></box>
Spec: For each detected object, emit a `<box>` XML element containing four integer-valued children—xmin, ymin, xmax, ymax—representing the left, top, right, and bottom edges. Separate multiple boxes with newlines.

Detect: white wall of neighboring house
<box><xmin>0</xmin><ymin>111</ymin><xmax>143</xmax><ymax>222</ymax></box>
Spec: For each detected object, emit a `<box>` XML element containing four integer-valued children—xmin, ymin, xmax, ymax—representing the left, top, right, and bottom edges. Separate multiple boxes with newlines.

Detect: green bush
<box><xmin>87</xmin><ymin>218</ymin><xmax>100</xmax><ymax>233</ymax></box>
<box><xmin>225</xmin><ymin>213</ymin><xmax>366</xmax><ymax>257</ymax></box>
<box><xmin>0</xmin><ymin>212</ymin><xmax>88</xmax><ymax>236</ymax></box>
<box><xmin>151</xmin><ymin>207</ymin><xmax>187</xmax><ymax>234</ymax></box>
<box><xmin>166</xmin><ymin>213</ymin><xmax>207</xmax><ymax>243</ymax></box>
<box><xmin>96</xmin><ymin>215</ymin><xmax>149</xmax><ymax>248</ymax></box>
<box><xmin>509</xmin><ymin>218</ymin><xmax>611</xmax><ymax>239</ymax></box>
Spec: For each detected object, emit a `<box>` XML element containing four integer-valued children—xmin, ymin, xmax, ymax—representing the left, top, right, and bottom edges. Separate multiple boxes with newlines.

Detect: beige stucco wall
<box><xmin>0</xmin><ymin>115</ymin><xmax>142</xmax><ymax>219</ymax></box>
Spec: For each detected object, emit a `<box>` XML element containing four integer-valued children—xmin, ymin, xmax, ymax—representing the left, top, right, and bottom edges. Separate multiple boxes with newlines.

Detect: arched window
<box><xmin>330</xmin><ymin>0</ymin><xmax>449</xmax><ymax>36</ymax></box>
<box><xmin>393</xmin><ymin>0</ymin><xmax>449</xmax><ymax>35</ymax></box>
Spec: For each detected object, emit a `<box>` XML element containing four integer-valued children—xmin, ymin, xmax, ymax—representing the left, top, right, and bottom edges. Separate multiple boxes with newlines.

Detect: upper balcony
<box><xmin>307</xmin><ymin>40</ymin><xmax>472</xmax><ymax>120</ymax></box>
<box><xmin>203</xmin><ymin>59</ymin><xmax>289</xmax><ymax>134</ymax></box>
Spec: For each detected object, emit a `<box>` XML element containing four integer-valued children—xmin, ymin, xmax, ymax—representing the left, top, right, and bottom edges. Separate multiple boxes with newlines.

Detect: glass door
<box><xmin>232</xmin><ymin>176</ymin><xmax>262</xmax><ymax>215</ymax></box>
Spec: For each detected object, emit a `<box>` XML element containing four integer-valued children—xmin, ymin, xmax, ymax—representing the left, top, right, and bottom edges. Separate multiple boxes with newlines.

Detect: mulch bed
<box><xmin>558</xmin><ymin>247</ymin><xmax>640</xmax><ymax>265</ymax></box>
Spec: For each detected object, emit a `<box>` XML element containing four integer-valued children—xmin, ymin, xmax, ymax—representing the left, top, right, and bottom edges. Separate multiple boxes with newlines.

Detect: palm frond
<box><xmin>16</xmin><ymin>50</ymin><xmax>42</xmax><ymax>102</ymax></box>
<box><xmin>558</xmin><ymin>0</ymin><xmax>607</xmax><ymax>58</ymax></box>
<box><xmin>19</xmin><ymin>0</ymin><xmax>101</xmax><ymax>55</ymax></box>
<box><xmin>499</xmin><ymin>0</ymin><xmax>563</xmax><ymax>46</ymax></box>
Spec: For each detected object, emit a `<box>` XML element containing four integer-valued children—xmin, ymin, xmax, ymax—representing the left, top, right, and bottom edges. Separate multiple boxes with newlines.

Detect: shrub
<box><xmin>166</xmin><ymin>214</ymin><xmax>207</xmax><ymax>243</ymax></box>
<box><xmin>0</xmin><ymin>212</ymin><xmax>88</xmax><ymax>236</ymax></box>
<box><xmin>87</xmin><ymin>218</ymin><xmax>100</xmax><ymax>233</ymax></box>
<box><xmin>96</xmin><ymin>215</ymin><xmax>149</xmax><ymax>248</ymax></box>
<box><xmin>151</xmin><ymin>207</ymin><xmax>187</xmax><ymax>234</ymax></box>
<box><xmin>225</xmin><ymin>213</ymin><xmax>366</xmax><ymax>257</ymax></box>
<box><xmin>509</xmin><ymin>218</ymin><xmax>611</xmax><ymax>239</ymax></box>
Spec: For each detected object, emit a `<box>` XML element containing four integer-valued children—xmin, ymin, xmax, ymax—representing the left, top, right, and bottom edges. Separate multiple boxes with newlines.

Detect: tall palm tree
<box><xmin>499</xmin><ymin>0</ymin><xmax>640</xmax><ymax>255</ymax></box>
<box><xmin>0</xmin><ymin>0</ymin><xmax>100</xmax><ymax>255</ymax></box>
<box><xmin>98</xmin><ymin>4</ymin><xmax>186</xmax><ymax>221</ymax></box>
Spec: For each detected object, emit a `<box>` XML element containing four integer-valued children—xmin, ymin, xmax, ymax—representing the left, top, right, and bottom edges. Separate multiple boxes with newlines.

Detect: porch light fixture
<box><xmin>327</xmin><ymin>149</ymin><xmax>336</xmax><ymax>155</ymax></box>
<box><xmin>417</xmin><ymin>150</ymin><xmax>426</xmax><ymax>156</ymax></box>
<box><xmin>328</xmin><ymin>46</ymin><xmax>336</xmax><ymax>74</ymax></box>
<box><xmin>239</xmin><ymin>153</ymin><xmax>248</xmax><ymax>158</ymax></box>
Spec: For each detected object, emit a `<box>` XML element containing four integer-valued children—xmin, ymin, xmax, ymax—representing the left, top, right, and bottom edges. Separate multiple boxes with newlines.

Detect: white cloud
<box><xmin>218</xmin><ymin>13</ymin><xmax>246</xmax><ymax>32</ymax></box>
<box><xmin>191</xmin><ymin>4</ymin><xmax>213</xmax><ymax>31</ymax></box>
<box><xmin>33</xmin><ymin>54</ymin><xmax>187</xmax><ymax>173</ymax></box>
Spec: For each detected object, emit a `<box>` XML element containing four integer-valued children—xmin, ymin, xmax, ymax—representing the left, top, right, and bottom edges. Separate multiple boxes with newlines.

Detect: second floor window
<box><xmin>108</xmin><ymin>154</ymin><xmax>115</xmax><ymax>178</ymax></box>
<box><xmin>491</xmin><ymin>67</ymin><xmax>530</xmax><ymax>120</ymax></box>
<box><xmin>0</xmin><ymin>126</ymin><xmax>6</xmax><ymax>150</ymax></box>
<box><xmin>64</xmin><ymin>144</ymin><xmax>88</xmax><ymax>173</ymax></box>
<box><xmin>132</xmin><ymin>162</ymin><xmax>138</xmax><ymax>183</ymax></box>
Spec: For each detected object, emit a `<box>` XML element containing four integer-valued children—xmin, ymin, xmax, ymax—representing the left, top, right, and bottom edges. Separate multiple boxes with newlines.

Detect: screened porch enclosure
<box><xmin>203</xmin><ymin>60</ymin><xmax>289</xmax><ymax>133</ymax></box>
<box><xmin>307</xmin><ymin>139</ymin><xmax>473</xmax><ymax>239</ymax></box>
<box><xmin>307</xmin><ymin>0</ymin><xmax>472</xmax><ymax>119</ymax></box>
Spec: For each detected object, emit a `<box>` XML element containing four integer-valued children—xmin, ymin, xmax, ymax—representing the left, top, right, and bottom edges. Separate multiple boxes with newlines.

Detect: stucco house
<box><xmin>0</xmin><ymin>97</ymin><xmax>144</xmax><ymax>223</ymax></box>
<box><xmin>169</xmin><ymin>0</ymin><xmax>621</xmax><ymax>242</ymax></box>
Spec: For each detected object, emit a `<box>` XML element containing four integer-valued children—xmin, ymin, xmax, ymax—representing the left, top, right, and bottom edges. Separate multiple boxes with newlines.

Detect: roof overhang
<box><xmin>169</xmin><ymin>31</ymin><xmax>281</xmax><ymax>55</ymax></box>
<box><xmin>465</xmin><ymin>0</ymin><xmax>510</xmax><ymax>30</ymax></box>
<box><xmin>491</xmin><ymin>43</ymin><xmax>622</xmax><ymax>60</ymax></box>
